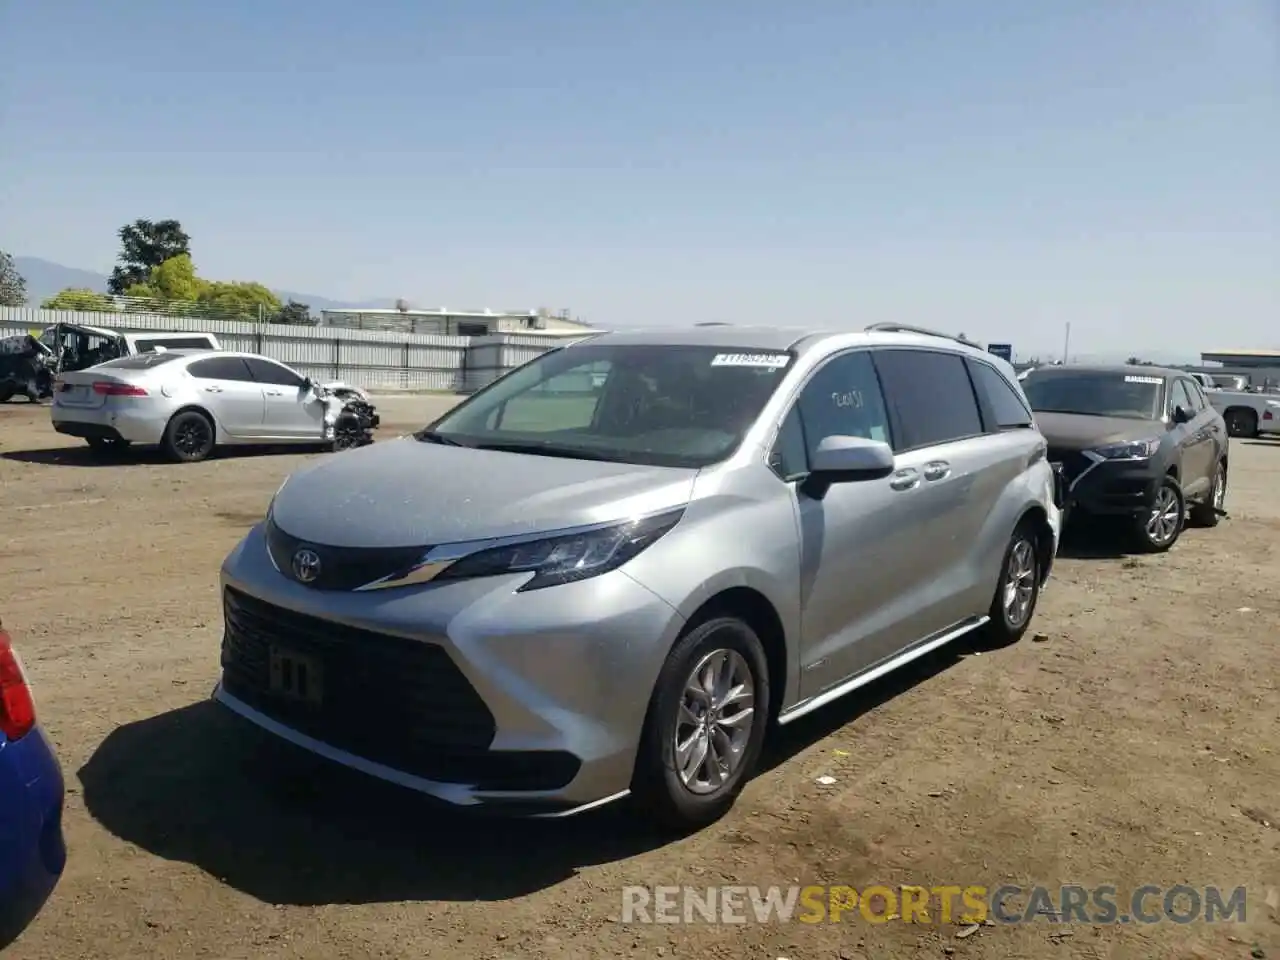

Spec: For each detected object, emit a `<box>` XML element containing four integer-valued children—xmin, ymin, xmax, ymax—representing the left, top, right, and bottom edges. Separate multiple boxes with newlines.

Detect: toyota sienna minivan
<box><xmin>216</xmin><ymin>323</ymin><xmax>1061</xmax><ymax>828</ymax></box>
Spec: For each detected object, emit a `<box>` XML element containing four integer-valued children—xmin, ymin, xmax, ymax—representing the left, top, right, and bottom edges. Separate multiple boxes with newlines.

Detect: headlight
<box><xmin>1092</xmin><ymin>438</ymin><xmax>1160</xmax><ymax>460</ymax></box>
<box><xmin>434</xmin><ymin>508</ymin><xmax>685</xmax><ymax>592</ymax></box>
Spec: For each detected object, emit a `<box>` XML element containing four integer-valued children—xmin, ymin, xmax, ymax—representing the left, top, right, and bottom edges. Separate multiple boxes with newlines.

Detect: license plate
<box><xmin>267</xmin><ymin>646</ymin><xmax>323</xmax><ymax>704</ymax></box>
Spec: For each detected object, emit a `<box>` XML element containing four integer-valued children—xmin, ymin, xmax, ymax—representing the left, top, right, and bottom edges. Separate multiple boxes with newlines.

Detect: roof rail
<box><xmin>863</xmin><ymin>322</ymin><xmax>980</xmax><ymax>348</ymax></box>
<box><xmin>694</xmin><ymin>321</ymin><xmax>733</xmax><ymax>327</ymax></box>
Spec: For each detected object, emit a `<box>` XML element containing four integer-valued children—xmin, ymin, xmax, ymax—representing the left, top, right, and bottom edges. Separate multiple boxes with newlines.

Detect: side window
<box><xmin>871</xmin><ymin>349</ymin><xmax>984</xmax><ymax>451</ymax></box>
<box><xmin>794</xmin><ymin>351</ymin><xmax>892</xmax><ymax>455</ymax></box>
<box><xmin>187</xmin><ymin>356</ymin><xmax>255</xmax><ymax>382</ymax></box>
<box><xmin>768</xmin><ymin>405</ymin><xmax>809</xmax><ymax>480</ymax></box>
<box><xmin>1171</xmin><ymin>380</ymin><xmax>1197</xmax><ymax>415</ymax></box>
<box><xmin>968</xmin><ymin>360</ymin><xmax>1034</xmax><ymax>429</ymax></box>
<box><xmin>245</xmin><ymin>357</ymin><xmax>306</xmax><ymax>388</ymax></box>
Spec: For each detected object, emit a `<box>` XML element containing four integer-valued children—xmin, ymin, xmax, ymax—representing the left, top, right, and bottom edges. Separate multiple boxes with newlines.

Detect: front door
<box><xmin>1170</xmin><ymin>379</ymin><xmax>1212</xmax><ymax>498</ymax></box>
<box><xmin>186</xmin><ymin>356</ymin><xmax>265</xmax><ymax>438</ymax></box>
<box><xmin>245</xmin><ymin>357</ymin><xmax>324</xmax><ymax>439</ymax></box>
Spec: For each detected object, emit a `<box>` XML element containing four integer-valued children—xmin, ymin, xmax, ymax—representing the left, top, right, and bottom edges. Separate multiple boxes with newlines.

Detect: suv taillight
<box><xmin>0</xmin><ymin>625</ymin><xmax>36</xmax><ymax>742</ymax></box>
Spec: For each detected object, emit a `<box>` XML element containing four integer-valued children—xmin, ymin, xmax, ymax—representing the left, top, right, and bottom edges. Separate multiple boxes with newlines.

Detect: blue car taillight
<box><xmin>0</xmin><ymin>623</ymin><xmax>36</xmax><ymax>742</ymax></box>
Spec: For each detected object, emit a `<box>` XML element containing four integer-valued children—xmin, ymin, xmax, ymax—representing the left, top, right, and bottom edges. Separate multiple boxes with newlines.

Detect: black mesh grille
<box><xmin>220</xmin><ymin>587</ymin><xmax>497</xmax><ymax>756</ymax></box>
<box><xmin>265</xmin><ymin>515</ymin><xmax>428</xmax><ymax>590</ymax></box>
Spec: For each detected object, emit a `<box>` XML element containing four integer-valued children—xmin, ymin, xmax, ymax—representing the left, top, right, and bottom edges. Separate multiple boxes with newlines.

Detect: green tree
<box><xmin>197</xmin><ymin>280</ymin><xmax>282</xmax><ymax>321</ymax></box>
<box><xmin>42</xmin><ymin>288</ymin><xmax>118</xmax><ymax>312</ymax></box>
<box><xmin>274</xmin><ymin>299</ymin><xmax>312</xmax><ymax>324</ymax></box>
<box><xmin>0</xmin><ymin>251</ymin><xmax>27</xmax><ymax>306</ymax></box>
<box><xmin>108</xmin><ymin>219</ymin><xmax>192</xmax><ymax>294</ymax></box>
<box><xmin>124</xmin><ymin>254</ymin><xmax>205</xmax><ymax>302</ymax></box>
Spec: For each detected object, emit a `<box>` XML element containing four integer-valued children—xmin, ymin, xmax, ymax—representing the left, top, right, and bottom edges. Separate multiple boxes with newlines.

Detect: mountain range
<box><xmin>10</xmin><ymin>256</ymin><xmax>394</xmax><ymax>313</ymax></box>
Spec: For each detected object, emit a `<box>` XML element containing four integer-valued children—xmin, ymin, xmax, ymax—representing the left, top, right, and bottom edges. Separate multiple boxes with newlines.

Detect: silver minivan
<box><xmin>216</xmin><ymin>323</ymin><xmax>1062</xmax><ymax>828</ymax></box>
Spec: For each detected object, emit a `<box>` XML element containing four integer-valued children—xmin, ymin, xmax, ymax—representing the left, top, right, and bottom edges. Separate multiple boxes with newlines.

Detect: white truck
<box><xmin>1202</xmin><ymin>387</ymin><xmax>1280</xmax><ymax>438</ymax></box>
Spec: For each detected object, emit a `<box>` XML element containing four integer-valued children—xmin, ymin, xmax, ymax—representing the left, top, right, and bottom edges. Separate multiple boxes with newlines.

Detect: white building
<box><xmin>319</xmin><ymin>306</ymin><xmax>597</xmax><ymax>338</ymax></box>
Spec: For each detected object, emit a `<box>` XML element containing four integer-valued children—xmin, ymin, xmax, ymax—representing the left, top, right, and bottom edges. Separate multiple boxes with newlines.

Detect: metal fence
<box><xmin>0</xmin><ymin>307</ymin><xmax>578</xmax><ymax>393</ymax></box>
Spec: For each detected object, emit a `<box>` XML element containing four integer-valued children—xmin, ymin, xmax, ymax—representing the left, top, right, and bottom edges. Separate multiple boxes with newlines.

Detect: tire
<box><xmin>631</xmin><ymin>616</ymin><xmax>771</xmax><ymax>831</ymax></box>
<box><xmin>161</xmin><ymin>410</ymin><xmax>216</xmax><ymax>463</ymax></box>
<box><xmin>1133</xmin><ymin>474</ymin><xmax>1184</xmax><ymax>552</ymax></box>
<box><xmin>981</xmin><ymin>520</ymin><xmax>1042</xmax><ymax>647</ymax></box>
<box><xmin>1225</xmin><ymin>408</ymin><xmax>1257</xmax><ymax>438</ymax></box>
<box><xmin>329</xmin><ymin>412</ymin><xmax>365</xmax><ymax>452</ymax></box>
<box><xmin>1188</xmin><ymin>461</ymin><xmax>1226</xmax><ymax>528</ymax></box>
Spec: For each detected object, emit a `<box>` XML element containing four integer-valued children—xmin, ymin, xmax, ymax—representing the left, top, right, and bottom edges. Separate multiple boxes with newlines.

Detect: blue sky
<box><xmin>1</xmin><ymin>0</ymin><xmax>1276</xmax><ymax>358</ymax></box>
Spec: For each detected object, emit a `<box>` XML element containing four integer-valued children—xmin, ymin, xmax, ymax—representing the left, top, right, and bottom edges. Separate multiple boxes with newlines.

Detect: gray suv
<box><xmin>216</xmin><ymin>323</ymin><xmax>1062</xmax><ymax>828</ymax></box>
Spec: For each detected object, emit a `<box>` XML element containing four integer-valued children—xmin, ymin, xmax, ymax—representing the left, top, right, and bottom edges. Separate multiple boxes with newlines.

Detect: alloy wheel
<box><xmin>1213</xmin><ymin>467</ymin><xmax>1227</xmax><ymax>511</ymax></box>
<box><xmin>1145</xmin><ymin>485</ymin><xmax>1181</xmax><ymax>545</ymax></box>
<box><xmin>674</xmin><ymin>648</ymin><xmax>756</xmax><ymax>795</ymax></box>
<box><xmin>176</xmin><ymin>419</ymin><xmax>210</xmax><ymax>456</ymax></box>
<box><xmin>1002</xmin><ymin>537</ymin><xmax>1037</xmax><ymax>628</ymax></box>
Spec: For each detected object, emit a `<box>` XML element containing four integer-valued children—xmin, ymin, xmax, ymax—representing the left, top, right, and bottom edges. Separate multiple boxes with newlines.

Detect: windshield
<box><xmin>423</xmin><ymin>343</ymin><xmax>794</xmax><ymax>467</ymax></box>
<box><xmin>1023</xmin><ymin>372</ymin><xmax>1165</xmax><ymax>420</ymax></box>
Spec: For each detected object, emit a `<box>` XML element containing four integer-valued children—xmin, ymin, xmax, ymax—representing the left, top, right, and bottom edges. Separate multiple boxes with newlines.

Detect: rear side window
<box><xmin>968</xmin><ymin>360</ymin><xmax>1034</xmax><ymax>429</ymax></box>
<box><xmin>188</xmin><ymin>356</ymin><xmax>255</xmax><ymax>382</ymax></box>
<box><xmin>871</xmin><ymin>349</ymin><xmax>984</xmax><ymax>451</ymax></box>
<box><xmin>245</xmin><ymin>357</ymin><xmax>306</xmax><ymax>387</ymax></box>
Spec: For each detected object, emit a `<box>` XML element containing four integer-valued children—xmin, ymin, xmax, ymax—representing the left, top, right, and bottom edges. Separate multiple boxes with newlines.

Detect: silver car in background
<box><xmin>51</xmin><ymin>350</ymin><xmax>376</xmax><ymax>462</ymax></box>
<box><xmin>217</xmin><ymin>323</ymin><xmax>1062</xmax><ymax>828</ymax></box>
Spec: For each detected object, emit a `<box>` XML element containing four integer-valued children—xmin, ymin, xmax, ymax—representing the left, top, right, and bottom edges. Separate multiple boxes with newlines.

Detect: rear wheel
<box><xmin>1134</xmin><ymin>475</ymin><xmax>1184</xmax><ymax>552</ymax></box>
<box><xmin>1188</xmin><ymin>461</ymin><xmax>1226</xmax><ymax>528</ymax></box>
<box><xmin>631</xmin><ymin>616</ymin><xmax>770</xmax><ymax>831</ymax></box>
<box><xmin>161</xmin><ymin>410</ymin><xmax>215</xmax><ymax>463</ymax></box>
<box><xmin>1225</xmin><ymin>408</ymin><xmax>1257</xmax><ymax>438</ymax></box>
<box><xmin>981</xmin><ymin>520</ymin><xmax>1042</xmax><ymax>647</ymax></box>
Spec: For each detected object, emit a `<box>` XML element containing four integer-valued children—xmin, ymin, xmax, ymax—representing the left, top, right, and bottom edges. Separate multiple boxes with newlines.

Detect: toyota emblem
<box><xmin>291</xmin><ymin>548</ymin><xmax>322</xmax><ymax>584</ymax></box>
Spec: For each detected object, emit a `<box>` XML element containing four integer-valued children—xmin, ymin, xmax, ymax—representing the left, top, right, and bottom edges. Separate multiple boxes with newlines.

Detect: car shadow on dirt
<box><xmin>78</xmin><ymin>643</ymin><xmax>973</xmax><ymax>908</ymax></box>
<box><xmin>77</xmin><ymin>700</ymin><xmax>670</xmax><ymax>906</ymax></box>
<box><xmin>1</xmin><ymin>444</ymin><xmax>327</xmax><ymax>467</ymax></box>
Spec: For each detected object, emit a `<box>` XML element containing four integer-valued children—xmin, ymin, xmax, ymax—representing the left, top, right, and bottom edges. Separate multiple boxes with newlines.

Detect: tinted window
<box><xmin>969</xmin><ymin>360</ymin><xmax>1033</xmax><ymax>429</ymax></box>
<box><xmin>427</xmin><ymin>344</ymin><xmax>793</xmax><ymax>468</ymax></box>
<box><xmin>1171</xmin><ymin>379</ymin><xmax>1198</xmax><ymax>415</ymax></box>
<box><xmin>872</xmin><ymin>349</ymin><xmax>983</xmax><ymax>450</ymax></box>
<box><xmin>768</xmin><ymin>405</ymin><xmax>809</xmax><ymax>480</ymax></box>
<box><xmin>96</xmin><ymin>353</ymin><xmax>184</xmax><ymax>370</ymax></box>
<box><xmin>188</xmin><ymin>356</ymin><xmax>255</xmax><ymax>382</ymax></box>
<box><xmin>1023</xmin><ymin>371</ymin><xmax>1164</xmax><ymax>420</ymax></box>
<box><xmin>795</xmin><ymin>351</ymin><xmax>892</xmax><ymax>454</ymax></box>
<box><xmin>134</xmin><ymin>337</ymin><xmax>216</xmax><ymax>352</ymax></box>
<box><xmin>245</xmin><ymin>357</ymin><xmax>306</xmax><ymax>387</ymax></box>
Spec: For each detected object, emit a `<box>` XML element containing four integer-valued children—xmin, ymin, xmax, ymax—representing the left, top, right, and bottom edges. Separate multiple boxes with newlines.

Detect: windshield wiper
<box><xmin>470</xmin><ymin>440</ymin><xmax>625</xmax><ymax>462</ymax></box>
<box><xmin>414</xmin><ymin>429</ymin><xmax>465</xmax><ymax>446</ymax></box>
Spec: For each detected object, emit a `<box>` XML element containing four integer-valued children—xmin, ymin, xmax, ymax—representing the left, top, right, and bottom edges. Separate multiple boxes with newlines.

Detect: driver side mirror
<box><xmin>800</xmin><ymin>435</ymin><xmax>895</xmax><ymax>500</ymax></box>
<box><xmin>1172</xmin><ymin>405</ymin><xmax>1191</xmax><ymax>425</ymax></box>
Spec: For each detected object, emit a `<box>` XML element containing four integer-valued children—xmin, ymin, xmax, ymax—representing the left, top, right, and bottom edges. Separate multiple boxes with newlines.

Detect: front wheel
<box><xmin>631</xmin><ymin>617</ymin><xmax>770</xmax><ymax>831</ymax></box>
<box><xmin>161</xmin><ymin>410</ymin><xmax>215</xmax><ymax>463</ymax></box>
<box><xmin>1134</xmin><ymin>475</ymin><xmax>1184</xmax><ymax>552</ymax></box>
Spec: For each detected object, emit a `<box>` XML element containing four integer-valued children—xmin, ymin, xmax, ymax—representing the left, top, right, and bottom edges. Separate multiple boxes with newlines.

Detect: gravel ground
<box><xmin>1</xmin><ymin>396</ymin><xmax>1277</xmax><ymax>960</ymax></box>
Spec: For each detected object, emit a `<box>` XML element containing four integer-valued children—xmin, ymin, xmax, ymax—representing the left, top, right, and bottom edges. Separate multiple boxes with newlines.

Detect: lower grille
<box><xmin>220</xmin><ymin>587</ymin><xmax>548</xmax><ymax>784</ymax></box>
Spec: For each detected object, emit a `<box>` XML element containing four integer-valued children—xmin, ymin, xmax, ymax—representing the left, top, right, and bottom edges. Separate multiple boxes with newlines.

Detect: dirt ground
<box><xmin>1</xmin><ymin>396</ymin><xmax>1277</xmax><ymax>960</ymax></box>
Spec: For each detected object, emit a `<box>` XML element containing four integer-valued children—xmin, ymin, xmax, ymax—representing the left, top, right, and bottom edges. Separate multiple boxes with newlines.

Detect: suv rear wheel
<box><xmin>632</xmin><ymin>616</ymin><xmax>770</xmax><ymax>831</ymax></box>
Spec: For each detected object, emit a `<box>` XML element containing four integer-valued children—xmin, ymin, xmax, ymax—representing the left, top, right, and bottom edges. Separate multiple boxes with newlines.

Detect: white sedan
<box><xmin>50</xmin><ymin>350</ymin><xmax>379</xmax><ymax>462</ymax></box>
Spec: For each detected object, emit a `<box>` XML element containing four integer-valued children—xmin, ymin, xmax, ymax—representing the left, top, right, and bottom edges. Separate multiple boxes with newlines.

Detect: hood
<box><xmin>269</xmin><ymin>437</ymin><xmax>697</xmax><ymax>548</ymax></box>
<box><xmin>1033</xmin><ymin>411</ymin><xmax>1165</xmax><ymax>451</ymax></box>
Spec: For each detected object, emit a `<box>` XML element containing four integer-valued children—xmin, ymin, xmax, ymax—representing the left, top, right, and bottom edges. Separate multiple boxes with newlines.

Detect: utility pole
<box><xmin>1062</xmin><ymin>322</ymin><xmax>1071</xmax><ymax>364</ymax></box>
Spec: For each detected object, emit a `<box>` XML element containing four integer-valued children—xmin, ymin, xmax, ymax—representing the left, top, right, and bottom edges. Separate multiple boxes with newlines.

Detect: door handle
<box><xmin>204</xmin><ymin>385</ymin><xmax>222</xmax><ymax>393</ymax></box>
<box><xmin>923</xmin><ymin>460</ymin><xmax>951</xmax><ymax>482</ymax></box>
<box><xmin>889</xmin><ymin>468</ymin><xmax>920</xmax><ymax>491</ymax></box>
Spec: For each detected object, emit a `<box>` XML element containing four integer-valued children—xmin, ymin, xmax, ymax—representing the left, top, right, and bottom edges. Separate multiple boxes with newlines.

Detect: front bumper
<box><xmin>51</xmin><ymin>402</ymin><xmax>167</xmax><ymax>444</ymax></box>
<box><xmin>215</xmin><ymin>523</ymin><xmax>686</xmax><ymax>815</ymax></box>
<box><xmin>1049</xmin><ymin>449</ymin><xmax>1161</xmax><ymax>518</ymax></box>
<box><xmin>0</xmin><ymin>727</ymin><xmax>66</xmax><ymax>948</ymax></box>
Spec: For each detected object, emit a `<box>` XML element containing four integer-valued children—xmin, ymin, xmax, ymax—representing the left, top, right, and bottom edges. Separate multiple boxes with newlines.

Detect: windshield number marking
<box><xmin>1124</xmin><ymin>376</ymin><xmax>1163</xmax><ymax>384</ymax></box>
<box><xmin>711</xmin><ymin>353</ymin><xmax>790</xmax><ymax>369</ymax></box>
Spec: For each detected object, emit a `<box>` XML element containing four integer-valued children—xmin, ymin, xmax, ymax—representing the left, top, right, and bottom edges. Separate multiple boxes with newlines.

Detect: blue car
<box><xmin>0</xmin><ymin>620</ymin><xmax>66</xmax><ymax>949</ymax></box>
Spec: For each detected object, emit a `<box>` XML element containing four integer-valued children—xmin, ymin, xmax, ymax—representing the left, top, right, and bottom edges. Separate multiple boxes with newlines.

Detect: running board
<box><xmin>777</xmin><ymin>617</ymin><xmax>989</xmax><ymax>725</ymax></box>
